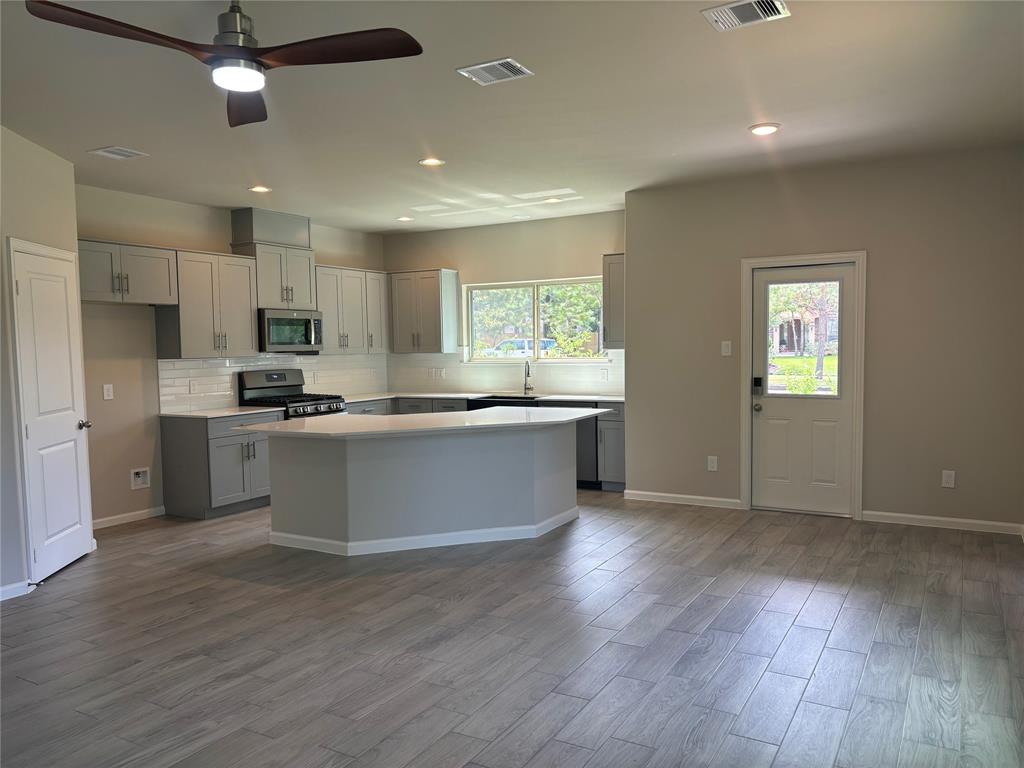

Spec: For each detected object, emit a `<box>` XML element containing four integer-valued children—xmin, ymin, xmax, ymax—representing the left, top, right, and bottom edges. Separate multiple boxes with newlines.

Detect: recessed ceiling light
<box><xmin>749</xmin><ymin>122</ymin><xmax>781</xmax><ymax>136</ymax></box>
<box><xmin>396</xmin><ymin>216</ymin><xmax>414</xmax><ymax>222</ymax></box>
<box><xmin>544</xmin><ymin>198</ymin><xmax>563</xmax><ymax>204</ymax></box>
<box><xmin>248</xmin><ymin>185</ymin><xmax>272</xmax><ymax>193</ymax></box>
<box><xmin>418</xmin><ymin>157</ymin><xmax>446</xmax><ymax>167</ymax></box>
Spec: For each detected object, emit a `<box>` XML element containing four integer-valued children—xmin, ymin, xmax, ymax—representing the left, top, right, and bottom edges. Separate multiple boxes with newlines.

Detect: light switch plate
<box><xmin>721</xmin><ymin>341</ymin><xmax>732</xmax><ymax>357</ymax></box>
<box><xmin>707</xmin><ymin>455</ymin><xmax>719</xmax><ymax>472</ymax></box>
<box><xmin>941</xmin><ymin>470</ymin><xmax>956</xmax><ymax>489</ymax></box>
<box><xmin>102</xmin><ymin>384</ymin><xmax>114</xmax><ymax>400</ymax></box>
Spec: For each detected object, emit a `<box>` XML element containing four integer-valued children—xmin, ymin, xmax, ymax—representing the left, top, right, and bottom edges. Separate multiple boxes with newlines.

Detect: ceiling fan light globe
<box><xmin>212</xmin><ymin>59</ymin><xmax>265</xmax><ymax>92</ymax></box>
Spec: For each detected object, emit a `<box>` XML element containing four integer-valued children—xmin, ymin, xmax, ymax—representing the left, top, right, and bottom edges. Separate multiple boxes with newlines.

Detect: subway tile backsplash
<box><xmin>157</xmin><ymin>354</ymin><xmax>388</xmax><ymax>413</ymax></box>
<box><xmin>157</xmin><ymin>350</ymin><xmax>624</xmax><ymax>413</ymax></box>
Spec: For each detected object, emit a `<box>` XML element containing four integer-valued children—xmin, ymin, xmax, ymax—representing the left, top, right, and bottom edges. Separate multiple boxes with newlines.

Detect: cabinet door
<box><xmin>255</xmin><ymin>244</ymin><xmax>287</xmax><ymax>309</ymax></box>
<box><xmin>390</xmin><ymin>273</ymin><xmax>418</xmax><ymax>353</ymax></box>
<box><xmin>218</xmin><ymin>256</ymin><xmax>259</xmax><ymax>357</ymax></box>
<box><xmin>340</xmin><ymin>269</ymin><xmax>368</xmax><ymax>354</ymax></box>
<box><xmin>286</xmin><ymin>248</ymin><xmax>316</xmax><ymax>310</ymax></box>
<box><xmin>397</xmin><ymin>398</ymin><xmax>431</xmax><ymax>414</ymax></box>
<box><xmin>78</xmin><ymin>241</ymin><xmax>121</xmax><ymax>302</ymax></box>
<box><xmin>315</xmin><ymin>267</ymin><xmax>343</xmax><ymax>354</ymax></box>
<box><xmin>248</xmin><ymin>434</ymin><xmax>271</xmax><ymax>498</ymax></box>
<box><xmin>209</xmin><ymin>435</ymin><xmax>250</xmax><ymax>507</ymax></box>
<box><xmin>598</xmin><ymin>421</ymin><xmax>626</xmax><ymax>483</ymax></box>
<box><xmin>365</xmin><ymin>271</ymin><xmax>388</xmax><ymax>354</ymax></box>
<box><xmin>176</xmin><ymin>251</ymin><xmax>220</xmax><ymax>359</ymax></box>
<box><xmin>415</xmin><ymin>271</ymin><xmax>442</xmax><ymax>352</ymax></box>
<box><xmin>120</xmin><ymin>245</ymin><xmax>178</xmax><ymax>304</ymax></box>
<box><xmin>602</xmin><ymin>253</ymin><xmax>625</xmax><ymax>349</ymax></box>
<box><xmin>350</xmin><ymin>399</ymin><xmax>390</xmax><ymax>415</ymax></box>
<box><xmin>432</xmin><ymin>399</ymin><xmax>467</xmax><ymax>412</ymax></box>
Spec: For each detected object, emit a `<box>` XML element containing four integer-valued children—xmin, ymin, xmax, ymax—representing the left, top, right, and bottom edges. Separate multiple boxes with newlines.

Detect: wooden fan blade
<box><xmin>25</xmin><ymin>0</ymin><xmax>223</xmax><ymax>64</ymax></box>
<box><xmin>227</xmin><ymin>91</ymin><xmax>267</xmax><ymax>128</ymax></box>
<box><xmin>255</xmin><ymin>28</ymin><xmax>422</xmax><ymax>69</ymax></box>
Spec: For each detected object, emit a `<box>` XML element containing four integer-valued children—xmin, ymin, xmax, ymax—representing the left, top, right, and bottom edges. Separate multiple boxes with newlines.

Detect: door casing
<box><xmin>740</xmin><ymin>251</ymin><xmax>866</xmax><ymax>518</ymax></box>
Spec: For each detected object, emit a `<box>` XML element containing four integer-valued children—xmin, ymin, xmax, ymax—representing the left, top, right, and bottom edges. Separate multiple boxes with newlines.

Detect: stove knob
<box><xmin>317</xmin><ymin>404</ymin><xmax>328</xmax><ymax>412</ymax></box>
<box><xmin>331</xmin><ymin>403</ymin><xmax>342</xmax><ymax>410</ymax></box>
<box><xmin>295</xmin><ymin>406</ymin><xmax>307</xmax><ymax>415</ymax></box>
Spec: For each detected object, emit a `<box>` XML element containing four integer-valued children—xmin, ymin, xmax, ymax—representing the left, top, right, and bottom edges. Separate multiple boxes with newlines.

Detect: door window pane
<box><xmin>539</xmin><ymin>282</ymin><xmax>603</xmax><ymax>358</ymax></box>
<box><xmin>766</xmin><ymin>280</ymin><xmax>839</xmax><ymax>395</ymax></box>
<box><xmin>470</xmin><ymin>286</ymin><xmax>534</xmax><ymax>358</ymax></box>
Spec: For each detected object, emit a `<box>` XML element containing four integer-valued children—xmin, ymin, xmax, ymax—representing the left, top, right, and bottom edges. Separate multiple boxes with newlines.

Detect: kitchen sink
<box><xmin>486</xmin><ymin>393</ymin><xmax>541</xmax><ymax>400</ymax></box>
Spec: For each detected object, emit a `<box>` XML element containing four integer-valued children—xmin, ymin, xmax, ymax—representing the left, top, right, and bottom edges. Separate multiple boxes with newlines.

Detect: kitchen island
<box><xmin>243</xmin><ymin>406</ymin><xmax>608</xmax><ymax>556</ymax></box>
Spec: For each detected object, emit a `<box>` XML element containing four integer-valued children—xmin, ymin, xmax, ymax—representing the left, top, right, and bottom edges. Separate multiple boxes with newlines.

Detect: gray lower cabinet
<box><xmin>397</xmin><ymin>398</ymin><xmax>432</xmax><ymax>414</ymax></box>
<box><xmin>540</xmin><ymin>401</ymin><xmax>599</xmax><ymax>485</ymax></box>
<box><xmin>161</xmin><ymin>412</ymin><xmax>282</xmax><ymax>518</ymax></box>
<box><xmin>349</xmin><ymin>399</ymin><xmax>391</xmax><ymax>415</ymax></box>
<box><xmin>598</xmin><ymin>421</ymin><xmax>626</xmax><ymax>485</ymax></box>
<box><xmin>432</xmin><ymin>399</ymin><xmax>467</xmax><ymax>412</ymax></box>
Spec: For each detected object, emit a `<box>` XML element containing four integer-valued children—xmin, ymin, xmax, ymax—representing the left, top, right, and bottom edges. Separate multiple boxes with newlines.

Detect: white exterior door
<box><xmin>752</xmin><ymin>263</ymin><xmax>856</xmax><ymax>516</ymax></box>
<box><xmin>10</xmin><ymin>240</ymin><xmax>94</xmax><ymax>582</ymax></box>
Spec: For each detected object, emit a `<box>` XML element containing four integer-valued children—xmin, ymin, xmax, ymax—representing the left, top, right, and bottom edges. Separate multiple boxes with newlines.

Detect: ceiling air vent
<box><xmin>456</xmin><ymin>58</ymin><xmax>533</xmax><ymax>86</ymax></box>
<box><xmin>88</xmin><ymin>145</ymin><xmax>149</xmax><ymax>160</ymax></box>
<box><xmin>702</xmin><ymin>0</ymin><xmax>790</xmax><ymax>31</ymax></box>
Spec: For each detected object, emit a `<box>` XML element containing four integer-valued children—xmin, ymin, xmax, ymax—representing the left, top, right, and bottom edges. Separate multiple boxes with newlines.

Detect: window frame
<box><xmin>465</xmin><ymin>276</ymin><xmax>606</xmax><ymax>362</ymax></box>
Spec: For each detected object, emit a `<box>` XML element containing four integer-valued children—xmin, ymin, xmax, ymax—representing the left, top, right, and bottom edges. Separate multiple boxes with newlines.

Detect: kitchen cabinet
<box><xmin>161</xmin><ymin>411</ymin><xmax>282</xmax><ymax>519</ymax></box>
<box><xmin>235</xmin><ymin>242</ymin><xmax>316</xmax><ymax>310</ymax></box>
<box><xmin>432</xmin><ymin>399</ymin><xmax>467</xmax><ymax>412</ymax></box>
<box><xmin>390</xmin><ymin>269</ymin><xmax>459</xmax><ymax>353</ymax></box>
<box><xmin>365</xmin><ymin>271</ymin><xmax>388</xmax><ymax>354</ymax></box>
<box><xmin>602</xmin><ymin>252</ymin><xmax>625</xmax><ymax>349</ymax></box>
<box><xmin>155</xmin><ymin>252</ymin><xmax>258</xmax><ymax>359</ymax></box>
<box><xmin>316</xmin><ymin>266</ymin><xmax>368</xmax><ymax>354</ymax></box>
<box><xmin>78</xmin><ymin>239</ymin><xmax>178</xmax><ymax>305</ymax></box>
<box><xmin>598</xmin><ymin>421</ymin><xmax>626</xmax><ymax>484</ymax></box>
<box><xmin>397</xmin><ymin>398</ymin><xmax>432</xmax><ymax>414</ymax></box>
<box><xmin>541</xmin><ymin>401</ymin><xmax>599</xmax><ymax>485</ymax></box>
<box><xmin>349</xmin><ymin>399</ymin><xmax>391</xmax><ymax>415</ymax></box>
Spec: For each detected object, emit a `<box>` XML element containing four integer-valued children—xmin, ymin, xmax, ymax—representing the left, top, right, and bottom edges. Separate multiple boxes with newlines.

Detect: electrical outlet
<box><xmin>440</xmin><ymin>368</ymin><xmax>446</xmax><ymax>379</ymax></box>
<box><xmin>102</xmin><ymin>383</ymin><xmax>114</xmax><ymax>400</ymax></box>
<box><xmin>707</xmin><ymin>455</ymin><xmax>719</xmax><ymax>472</ymax></box>
<box><xmin>601</xmin><ymin>368</ymin><xmax>609</xmax><ymax>382</ymax></box>
<box><xmin>130</xmin><ymin>467</ymin><xmax>151</xmax><ymax>490</ymax></box>
<box><xmin>189</xmin><ymin>380</ymin><xmax>200</xmax><ymax>394</ymax></box>
<box><xmin>721</xmin><ymin>341</ymin><xmax>732</xmax><ymax>357</ymax></box>
<box><xmin>941</xmin><ymin>470</ymin><xmax>956</xmax><ymax>489</ymax></box>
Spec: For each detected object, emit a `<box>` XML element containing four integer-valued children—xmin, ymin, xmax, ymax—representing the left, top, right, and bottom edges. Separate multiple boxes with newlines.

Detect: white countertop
<box><xmin>342</xmin><ymin>391</ymin><xmax>624</xmax><ymax>404</ymax></box>
<box><xmin>161</xmin><ymin>406</ymin><xmax>285</xmax><ymax>419</ymax></box>
<box><xmin>242</xmin><ymin>406</ymin><xmax>611</xmax><ymax>440</ymax></box>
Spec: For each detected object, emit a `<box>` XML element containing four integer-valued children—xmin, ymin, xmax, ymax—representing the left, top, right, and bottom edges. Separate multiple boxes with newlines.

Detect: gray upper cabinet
<box><xmin>155</xmin><ymin>251</ymin><xmax>257</xmax><ymax>359</ymax></box>
<box><xmin>316</xmin><ymin>266</ymin><xmax>369</xmax><ymax>354</ymax></box>
<box><xmin>78</xmin><ymin>240</ymin><xmax>178</xmax><ymax>305</ymax></box>
<box><xmin>602</xmin><ymin>252</ymin><xmax>625</xmax><ymax>349</ymax></box>
<box><xmin>365</xmin><ymin>271</ymin><xmax>388</xmax><ymax>354</ymax></box>
<box><xmin>390</xmin><ymin>269</ymin><xmax>459</xmax><ymax>354</ymax></box>
<box><xmin>236</xmin><ymin>242</ymin><xmax>316</xmax><ymax>310</ymax></box>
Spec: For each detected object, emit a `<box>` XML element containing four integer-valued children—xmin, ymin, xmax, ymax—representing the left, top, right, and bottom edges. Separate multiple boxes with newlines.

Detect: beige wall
<box><xmin>624</xmin><ymin>144</ymin><xmax>1024</xmax><ymax>524</ymax></box>
<box><xmin>383</xmin><ymin>211</ymin><xmax>624</xmax><ymax>283</ymax></box>
<box><xmin>81</xmin><ymin>304</ymin><xmax>163</xmax><ymax>521</ymax></box>
<box><xmin>76</xmin><ymin>184</ymin><xmax>383</xmax><ymax>269</ymax></box>
<box><xmin>1</xmin><ymin>126</ymin><xmax>79</xmax><ymax>586</ymax></box>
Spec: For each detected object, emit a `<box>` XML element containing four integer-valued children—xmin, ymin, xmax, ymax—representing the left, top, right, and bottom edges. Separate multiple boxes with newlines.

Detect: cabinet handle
<box><xmin>250</xmin><ymin>441</ymin><xmax>256</xmax><ymax>460</ymax></box>
<box><xmin>242</xmin><ymin>442</ymin><xmax>249</xmax><ymax>460</ymax></box>
<box><xmin>223</xmin><ymin>332</ymin><xmax>228</xmax><ymax>351</ymax></box>
<box><xmin>598</xmin><ymin>428</ymin><xmax>603</xmax><ymax>443</ymax></box>
<box><xmin>344</xmin><ymin>333</ymin><xmax>349</xmax><ymax>347</ymax></box>
<box><xmin>281</xmin><ymin>286</ymin><xmax>286</xmax><ymax>302</ymax></box>
<box><xmin>368</xmin><ymin>332</ymin><xmax>373</xmax><ymax>348</ymax></box>
<box><xmin>113</xmin><ymin>273</ymin><xmax>120</xmax><ymax>294</ymax></box>
<box><xmin>123</xmin><ymin>273</ymin><xmax>129</xmax><ymax>295</ymax></box>
<box><xmin>288</xmin><ymin>286</ymin><xmax>294</xmax><ymax>302</ymax></box>
<box><xmin>214</xmin><ymin>331</ymin><xmax>220</xmax><ymax>350</ymax></box>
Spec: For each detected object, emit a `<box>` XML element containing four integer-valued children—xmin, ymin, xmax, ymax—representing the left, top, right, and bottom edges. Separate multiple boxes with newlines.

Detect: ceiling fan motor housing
<box><xmin>214</xmin><ymin>3</ymin><xmax>257</xmax><ymax>47</ymax></box>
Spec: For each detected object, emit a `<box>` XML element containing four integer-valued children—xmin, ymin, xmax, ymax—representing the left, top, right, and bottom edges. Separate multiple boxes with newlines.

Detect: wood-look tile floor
<box><xmin>3</xmin><ymin>491</ymin><xmax>1023</xmax><ymax>768</ymax></box>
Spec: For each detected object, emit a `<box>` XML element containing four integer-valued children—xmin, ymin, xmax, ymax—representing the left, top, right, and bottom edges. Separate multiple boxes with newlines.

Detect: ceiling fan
<box><xmin>24</xmin><ymin>0</ymin><xmax>423</xmax><ymax>127</ymax></box>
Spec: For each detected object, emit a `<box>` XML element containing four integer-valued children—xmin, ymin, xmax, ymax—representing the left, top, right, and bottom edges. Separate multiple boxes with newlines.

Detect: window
<box><xmin>469</xmin><ymin>278</ymin><xmax>604</xmax><ymax>360</ymax></box>
<box><xmin>766</xmin><ymin>280</ymin><xmax>840</xmax><ymax>395</ymax></box>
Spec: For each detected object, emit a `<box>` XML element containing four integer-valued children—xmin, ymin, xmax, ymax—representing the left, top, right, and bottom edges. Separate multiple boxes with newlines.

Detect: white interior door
<box><xmin>11</xmin><ymin>240</ymin><xmax>94</xmax><ymax>581</ymax></box>
<box><xmin>752</xmin><ymin>263</ymin><xmax>856</xmax><ymax>516</ymax></box>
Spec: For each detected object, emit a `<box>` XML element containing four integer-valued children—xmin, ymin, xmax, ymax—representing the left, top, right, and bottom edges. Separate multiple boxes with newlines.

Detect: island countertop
<box><xmin>241</xmin><ymin>405</ymin><xmax>610</xmax><ymax>440</ymax></box>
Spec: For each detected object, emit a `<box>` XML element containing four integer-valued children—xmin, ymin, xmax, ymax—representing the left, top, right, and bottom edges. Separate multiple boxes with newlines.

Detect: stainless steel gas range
<box><xmin>238</xmin><ymin>369</ymin><xmax>346</xmax><ymax>419</ymax></box>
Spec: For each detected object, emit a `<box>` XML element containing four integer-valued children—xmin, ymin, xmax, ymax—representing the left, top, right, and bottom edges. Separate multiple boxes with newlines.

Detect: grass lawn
<box><xmin>768</xmin><ymin>355</ymin><xmax>838</xmax><ymax>394</ymax></box>
<box><xmin>771</xmin><ymin>355</ymin><xmax>838</xmax><ymax>376</ymax></box>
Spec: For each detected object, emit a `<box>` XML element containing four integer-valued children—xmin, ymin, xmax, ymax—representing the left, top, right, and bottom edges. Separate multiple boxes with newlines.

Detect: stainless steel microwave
<box><xmin>258</xmin><ymin>309</ymin><xmax>322</xmax><ymax>353</ymax></box>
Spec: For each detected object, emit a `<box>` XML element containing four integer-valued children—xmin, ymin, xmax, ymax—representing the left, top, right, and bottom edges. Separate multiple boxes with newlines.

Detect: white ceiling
<box><xmin>2</xmin><ymin>1</ymin><xmax>1021</xmax><ymax>233</ymax></box>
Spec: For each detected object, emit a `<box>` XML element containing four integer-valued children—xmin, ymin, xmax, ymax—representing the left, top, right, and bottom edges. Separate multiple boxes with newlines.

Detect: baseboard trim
<box><xmin>624</xmin><ymin>490</ymin><xmax>747</xmax><ymax>510</ymax></box>
<box><xmin>1</xmin><ymin>581</ymin><xmax>36</xmax><ymax>601</ymax></box>
<box><xmin>93</xmin><ymin>506</ymin><xmax>165</xmax><ymax>529</ymax></box>
<box><xmin>862</xmin><ymin>509</ymin><xmax>1024</xmax><ymax>538</ymax></box>
<box><xmin>270</xmin><ymin>507</ymin><xmax>580</xmax><ymax>556</ymax></box>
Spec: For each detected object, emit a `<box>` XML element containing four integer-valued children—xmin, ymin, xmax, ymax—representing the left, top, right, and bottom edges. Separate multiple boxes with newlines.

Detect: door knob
<box><xmin>77</xmin><ymin>419</ymin><xmax>93</xmax><ymax>429</ymax></box>
<box><xmin>752</xmin><ymin>403</ymin><xmax>763</xmax><ymax>412</ymax></box>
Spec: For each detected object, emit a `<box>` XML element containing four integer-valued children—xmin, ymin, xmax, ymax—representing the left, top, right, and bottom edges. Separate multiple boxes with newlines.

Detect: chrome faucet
<box><xmin>524</xmin><ymin>360</ymin><xmax>534</xmax><ymax>394</ymax></box>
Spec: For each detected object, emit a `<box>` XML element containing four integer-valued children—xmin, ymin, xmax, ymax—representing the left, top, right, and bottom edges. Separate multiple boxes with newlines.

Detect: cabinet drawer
<box><xmin>350</xmin><ymin>399</ymin><xmax>391</xmax><ymax>415</ymax></box>
<box><xmin>432</xmin><ymin>399</ymin><xmax>467</xmax><ymax>412</ymax></box>
<box><xmin>397</xmin><ymin>398</ymin><xmax>432</xmax><ymax>414</ymax></box>
<box><xmin>597</xmin><ymin>401</ymin><xmax>625</xmax><ymax>422</ymax></box>
<box><xmin>207</xmin><ymin>411</ymin><xmax>283</xmax><ymax>438</ymax></box>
